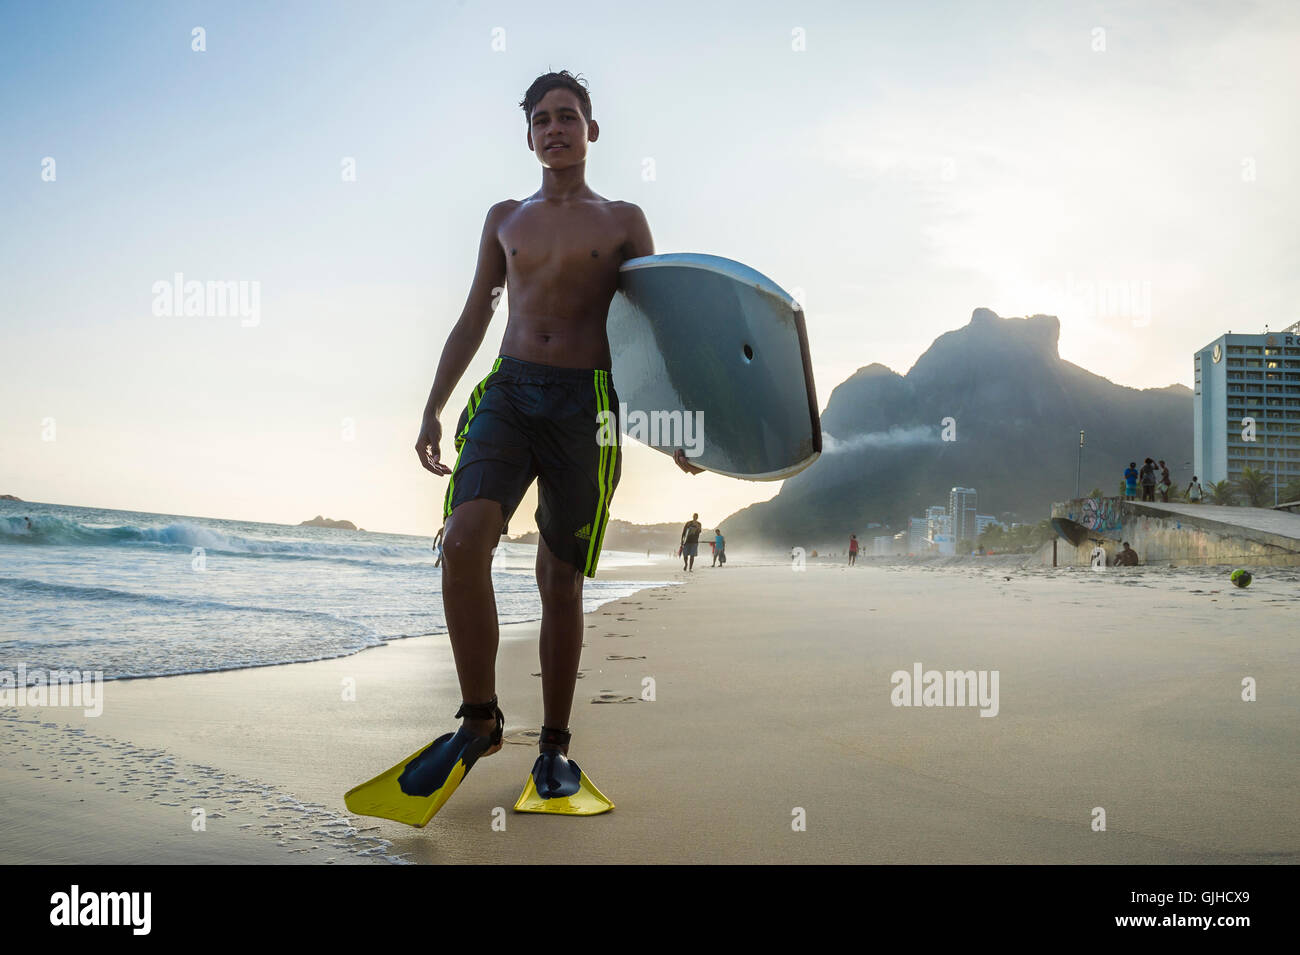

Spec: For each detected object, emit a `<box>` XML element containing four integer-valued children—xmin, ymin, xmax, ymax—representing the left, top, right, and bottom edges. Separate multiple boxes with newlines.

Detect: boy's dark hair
<box><xmin>520</xmin><ymin>70</ymin><xmax>592</xmax><ymax>124</ymax></box>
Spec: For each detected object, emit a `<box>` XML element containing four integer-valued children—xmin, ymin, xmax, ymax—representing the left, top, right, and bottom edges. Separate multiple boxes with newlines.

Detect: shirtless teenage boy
<box><xmin>406</xmin><ymin>71</ymin><xmax>690</xmax><ymax>816</ymax></box>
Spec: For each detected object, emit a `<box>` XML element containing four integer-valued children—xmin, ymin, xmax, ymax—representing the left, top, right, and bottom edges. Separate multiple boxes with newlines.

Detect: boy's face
<box><xmin>527</xmin><ymin>88</ymin><xmax>597</xmax><ymax>169</ymax></box>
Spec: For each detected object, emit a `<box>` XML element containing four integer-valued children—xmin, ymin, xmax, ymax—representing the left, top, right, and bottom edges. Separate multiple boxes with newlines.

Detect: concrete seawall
<box><xmin>1044</xmin><ymin>498</ymin><xmax>1300</xmax><ymax>567</ymax></box>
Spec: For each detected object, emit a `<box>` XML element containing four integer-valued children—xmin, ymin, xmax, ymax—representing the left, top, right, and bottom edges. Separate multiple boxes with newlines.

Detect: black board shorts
<box><xmin>442</xmin><ymin>355</ymin><xmax>621</xmax><ymax>578</ymax></box>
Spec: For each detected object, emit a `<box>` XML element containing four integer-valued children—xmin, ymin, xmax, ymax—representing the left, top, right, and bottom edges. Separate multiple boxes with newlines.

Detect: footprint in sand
<box><xmin>603</xmin><ymin>633</ymin><xmax>633</xmax><ymax>638</ymax></box>
<box><xmin>591</xmin><ymin>691</ymin><xmax>639</xmax><ymax>704</ymax></box>
<box><xmin>531</xmin><ymin>670</ymin><xmax>589</xmax><ymax>679</ymax></box>
<box><xmin>606</xmin><ymin>654</ymin><xmax>645</xmax><ymax>661</ymax></box>
<box><xmin>504</xmin><ymin>729</ymin><xmax>540</xmax><ymax>747</ymax></box>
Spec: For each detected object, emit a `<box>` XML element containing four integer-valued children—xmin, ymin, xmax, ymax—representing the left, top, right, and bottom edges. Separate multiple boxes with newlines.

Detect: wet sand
<box><xmin>4</xmin><ymin>559</ymin><xmax>1297</xmax><ymax>864</ymax></box>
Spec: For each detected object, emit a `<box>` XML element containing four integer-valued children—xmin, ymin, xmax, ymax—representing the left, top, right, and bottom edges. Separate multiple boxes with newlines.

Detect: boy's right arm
<box><xmin>415</xmin><ymin>202</ymin><xmax>511</xmax><ymax>475</ymax></box>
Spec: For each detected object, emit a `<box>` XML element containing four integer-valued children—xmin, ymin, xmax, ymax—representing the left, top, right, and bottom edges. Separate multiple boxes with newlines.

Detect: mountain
<box><xmin>299</xmin><ymin>515</ymin><xmax>358</xmax><ymax>530</ymax></box>
<box><xmin>721</xmin><ymin>308</ymin><xmax>1192</xmax><ymax>550</ymax></box>
<box><xmin>509</xmin><ymin>518</ymin><xmax>686</xmax><ymax>555</ymax></box>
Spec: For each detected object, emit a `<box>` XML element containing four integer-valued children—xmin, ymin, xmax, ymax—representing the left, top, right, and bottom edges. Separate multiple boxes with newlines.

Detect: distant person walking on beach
<box><xmin>1114</xmin><ymin>541</ymin><xmax>1140</xmax><ymax>566</ymax></box>
<box><xmin>432</xmin><ymin>525</ymin><xmax>445</xmax><ymax>567</ymax></box>
<box><xmin>1186</xmin><ymin>476</ymin><xmax>1204</xmax><ymax>503</ymax></box>
<box><xmin>1139</xmin><ymin>458</ymin><xmax>1157</xmax><ymax>502</ymax></box>
<box><xmin>1158</xmin><ymin>460</ymin><xmax>1172</xmax><ymax>502</ymax></box>
<box><xmin>1124</xmin><ymin>462</ymin><xmax>1139</xmax><ymax>499</ymax></box>
<box><xmin>712</xmin><ymin>528</ymin><xmax>725</xmax><ymax>567</ymax></box>
<box><xmin>681</xmin><ymin>513</ymin><xmax>703</xmax><ymax>572</ymax></box>
<box><xmin>848</xmin><ymin>534</ymin><xmax>859</xmax><ymax>566</ymax></box>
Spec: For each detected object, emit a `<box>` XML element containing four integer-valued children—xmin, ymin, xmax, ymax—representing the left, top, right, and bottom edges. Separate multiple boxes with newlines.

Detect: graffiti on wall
<box><xmin>1078</xmin><ymin>497</ymin><xmax>1123</xmax><ymax>532</ymax></box>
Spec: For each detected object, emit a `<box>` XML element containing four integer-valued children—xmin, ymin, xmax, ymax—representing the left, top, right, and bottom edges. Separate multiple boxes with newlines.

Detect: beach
<box><xmin>4</xmin><ymin>558</ymin><xmax>1297</xmax><ymax>865</ymax></box>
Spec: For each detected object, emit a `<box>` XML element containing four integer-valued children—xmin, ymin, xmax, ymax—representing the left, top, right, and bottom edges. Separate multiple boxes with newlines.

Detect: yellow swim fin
<box><xmin>513</xmin><ymin>750</ymin><xmax>614</xmax><ymax>815</ymax></box>
<box><xmin>344</xmin><ymin>699</ymin><xmax>503</xmax><ymax>827</ymax></box>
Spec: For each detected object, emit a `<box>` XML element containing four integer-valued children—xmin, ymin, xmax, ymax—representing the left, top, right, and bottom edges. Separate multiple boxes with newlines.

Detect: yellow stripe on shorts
<box><xmin>584</xmin><ymin>370</ymin><xmax>618</xmax><ymax>576</ymax></box>
<box><xmin>442</xmin><ymin>357</ymin><xmax>503</xmax><ymax>519</ymax></box>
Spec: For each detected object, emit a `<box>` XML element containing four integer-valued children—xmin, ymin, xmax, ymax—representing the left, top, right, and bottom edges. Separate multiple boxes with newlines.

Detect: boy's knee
<box><xmin>441</xmin><ymin>524</ymin><xmax>495</xmax><ymax>569</ymax></box>
<box><xmin>537</xmin><ymin>560</ymin><xmax>582</xmax><ymax>605</ymax></box>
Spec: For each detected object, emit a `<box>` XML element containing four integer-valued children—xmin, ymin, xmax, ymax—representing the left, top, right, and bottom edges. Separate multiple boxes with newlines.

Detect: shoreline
<box><xmin>0</xmin><ymin>559</ymin><xmax>674</xmax><ymax>687</ymax></box>
<box><xmin>4</xmin><ymin>560</ymin><xmax>1296</xmax><ymax>864</ymax></box>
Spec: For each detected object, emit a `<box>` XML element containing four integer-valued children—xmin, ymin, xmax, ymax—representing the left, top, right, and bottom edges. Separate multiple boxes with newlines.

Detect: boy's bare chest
<box><xmin>498</xmin><ymin>204</ymin><xmax>627</xmax><ymax>279</ymax></box>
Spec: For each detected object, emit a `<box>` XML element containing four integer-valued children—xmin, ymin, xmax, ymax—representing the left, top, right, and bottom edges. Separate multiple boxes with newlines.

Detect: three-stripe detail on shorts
<box><xmin>584</xmin><ymin>369</ymin><xmax>619</xmax><ymax>576</ymax></box>
<box><xmin>442</xmin><ymin>357</ymin><xmax>503</xmax><ymax>519</ymax></box>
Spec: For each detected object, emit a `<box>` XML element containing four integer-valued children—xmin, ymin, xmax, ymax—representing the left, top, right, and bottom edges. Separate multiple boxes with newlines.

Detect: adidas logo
<box><xmin>574</xmin><ymin>523</ymin><xmax>592</xmax><ymax>540</ymax></box>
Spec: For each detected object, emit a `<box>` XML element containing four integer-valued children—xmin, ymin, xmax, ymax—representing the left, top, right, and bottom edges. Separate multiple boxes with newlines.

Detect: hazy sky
<box><xmin>3</xmin><ymin>0</ymin><xmax>1297</xmax><ymax>535</ymax></box>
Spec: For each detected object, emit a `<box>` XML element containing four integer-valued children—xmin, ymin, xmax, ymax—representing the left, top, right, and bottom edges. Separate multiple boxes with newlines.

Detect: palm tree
<box><xmin>978</xmin><ymin>524</ymin><xmax>1006</xmax><ymax>552</ymax></box>
<box><xmin>1208</xmin><ymin>480</ymin><xmax>1237</xmax><ymax>506</ymax></box>
<box><xmin>1234</xmin><ymin>466</ymin><xmax>1273</xmax><ymax>507</ymax></box>
<box><xmin>1280</xmin><ymin>478</ymin><xmax>1300</xmax><ymax>505</ymax></box>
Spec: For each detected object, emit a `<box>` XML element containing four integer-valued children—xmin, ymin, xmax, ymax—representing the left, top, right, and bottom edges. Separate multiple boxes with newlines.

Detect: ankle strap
<box><xmin>539</xmin><ymin>725</ymin><xmax>571</xmax><ymax>748</ymax></box>
<box><xmin>456</xmin><ymin>696</ymin><xmax>500</xmax><ymax>721</ymax></box>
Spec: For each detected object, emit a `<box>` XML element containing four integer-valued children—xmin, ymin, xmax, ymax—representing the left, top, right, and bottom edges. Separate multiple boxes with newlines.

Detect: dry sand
<box><xmin>3</xmin><ymin>558</ymin><xmax>1297</xmax><ymax>864</ymax></box>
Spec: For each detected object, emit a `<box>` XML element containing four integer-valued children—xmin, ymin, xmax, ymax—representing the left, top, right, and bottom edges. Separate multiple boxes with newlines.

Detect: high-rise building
<box><xmin>949</xmin><ymin>487</ymin><xmax>977</xmax><ymax>543</ymax></box>
<box><xmin>976</xmin><ymin>514</ymin><xmax>1000</xmax><ymax>536</ymax></box>
<box><xmin>924</xmin><ymin>505</ymin><xmax>953</xmax><ymax>555</ymax></box>
<box><xmin>1194</xmin><ymin>326</ymin><xmax>1300</xmax><ymax>487</ymax></box>
<box><xmin>908</xmin><ymin>517</ymin><xmax>930</xmax><ymax>554</ymax></box>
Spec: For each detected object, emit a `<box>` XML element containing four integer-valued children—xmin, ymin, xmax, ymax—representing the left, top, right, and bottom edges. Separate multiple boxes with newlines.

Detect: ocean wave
<box><xmin>0</xmin><ymin>574</ymin><xmax>405</xmax><ymax>623</ymax></box>
<box><xmin>0</xmin><ymin>514</ymin><xmax>424</xmax><ymax>562</ymax></box>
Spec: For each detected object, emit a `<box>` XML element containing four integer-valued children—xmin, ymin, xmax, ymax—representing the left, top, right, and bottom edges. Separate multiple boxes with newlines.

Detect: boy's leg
<box><xmin>438</xmin><ymin>362</ymin><xmax>536</xmax><ymax>736</ymax></box>
<box><xmin>529</xmin><ymin>367</ymin><xmax>621</xmax><ymax>755</ymax></box>
<box><xmin>441</xmin><ymin>498</ymin><xmax>508</xmax><ymax>736</ymax></box>
<box><xmin>535</xmin><ymin>535</ymin><xmax>584</xmax><ymax>753</ymax></box>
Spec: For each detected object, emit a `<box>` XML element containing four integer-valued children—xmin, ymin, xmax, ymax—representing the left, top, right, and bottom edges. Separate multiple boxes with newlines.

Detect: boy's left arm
<box><xmin>618</xmin><ymin>203</ymin><xmax>703</xmax><ymax>476</ymax></box>
<box><xmin>618</xmin><ymin>202</ymin><xmax>655</xmax><ymax>262</ymax></box>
